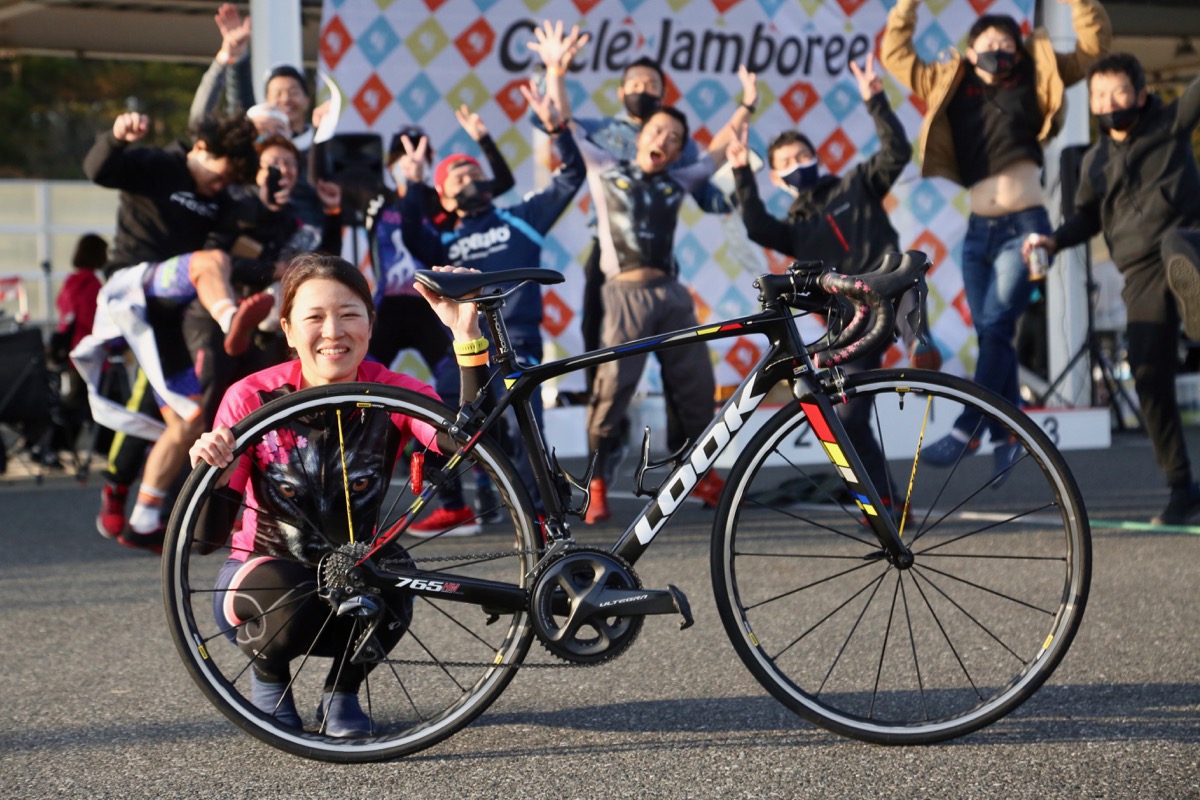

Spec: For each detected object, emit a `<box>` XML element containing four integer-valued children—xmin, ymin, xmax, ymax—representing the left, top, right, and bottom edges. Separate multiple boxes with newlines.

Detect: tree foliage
<box><xmin>0</xmin><ymin>56</ymin><xmax>204</xmax><ymax>179</ymax></box>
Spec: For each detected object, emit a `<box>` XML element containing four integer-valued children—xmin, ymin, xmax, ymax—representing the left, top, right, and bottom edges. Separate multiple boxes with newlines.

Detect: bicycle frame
<box><xmin>356</xmin><ymin>287</ymin><xmax>913</xmax><ymax>608</ymax></box>
<box><xmin>492</xmin><ymin>293</ymin><xmax>907</xmax><ymax>549</ymax></box>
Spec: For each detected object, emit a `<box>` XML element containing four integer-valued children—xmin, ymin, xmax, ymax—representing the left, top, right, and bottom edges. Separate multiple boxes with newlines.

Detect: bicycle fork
<box><xmin>794</xmin><ymin>387</ymin><xmax>914</xmax><ymax>569</ymax></box>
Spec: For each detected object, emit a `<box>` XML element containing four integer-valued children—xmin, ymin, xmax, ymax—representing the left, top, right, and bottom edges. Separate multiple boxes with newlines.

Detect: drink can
<box><xmin>1026</xmin><ymin>235</ymin><xmax>1048</xmax><ymax>282</ymax></box>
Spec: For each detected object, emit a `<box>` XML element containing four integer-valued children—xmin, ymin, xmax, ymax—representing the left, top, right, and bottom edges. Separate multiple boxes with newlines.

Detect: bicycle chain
<box><xmin>401</xmin><ymin>547</ymin><xmax>543</xmax><ymax>563</ymax></box>
<box><xmin>379</xmin><ymin>657</ymin><xmax>587</xmax><ymax>669</ymax></box>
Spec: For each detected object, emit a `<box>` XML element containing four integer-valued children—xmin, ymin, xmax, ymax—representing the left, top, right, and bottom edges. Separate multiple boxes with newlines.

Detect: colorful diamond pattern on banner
<box><xmin>319</xmin><ymin>0</ymin><xmax>1029</xmax><ymax>393</ymax></box>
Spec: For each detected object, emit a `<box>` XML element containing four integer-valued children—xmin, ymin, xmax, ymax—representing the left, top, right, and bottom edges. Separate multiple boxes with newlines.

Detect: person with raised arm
<box><xmin>564</xmin><ymin>64</ymin><xmax>758</xmax><ymax>522</ymax></box>
<box><xmin>881</xmin><ymin>0</ymin><xmax>1111</xmax><ymax>478</ymax></box>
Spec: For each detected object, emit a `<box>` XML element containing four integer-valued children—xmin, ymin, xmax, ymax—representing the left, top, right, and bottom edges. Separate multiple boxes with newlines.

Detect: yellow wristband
<box><xmin>453</xmin><ymin>336</ymin><xmax>489</xmax><ymax>355</ymax></box>
<box><xmin>547</xmin><ymin>65</ymin><xmax>562</xmax><ymax>76</ymax></box>
<box><xmin>457</xmin><ymin>352</ymin><xmax>490</xmax><ymax>367</ymax></box>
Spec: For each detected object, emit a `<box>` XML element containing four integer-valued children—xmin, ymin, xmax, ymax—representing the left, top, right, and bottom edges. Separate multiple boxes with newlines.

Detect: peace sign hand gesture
<box><xmin>455</xmin><ymin>105</ymin><xmax>489</xmax><ymax>141</ymax></box>
<box><xmin>849</xmin><ymin>53</ymin><xmax>883</xmax><ymax>102</ymax></box>
<box><xmin>726</xmin><ymin>123</ymin><xmax>751</xmax><ymax>170</ymax></box>
<box><xmin>396</xmin><ymin>134</ymin><xmax>429</xmax><ymax>184</ymax></box>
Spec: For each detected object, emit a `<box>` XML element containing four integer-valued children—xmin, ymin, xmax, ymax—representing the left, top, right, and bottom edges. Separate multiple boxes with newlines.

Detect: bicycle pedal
<box><xmin>668</xmin><ymin>584</ymin><xmax>694</xmax><ymax>630</ymax></box>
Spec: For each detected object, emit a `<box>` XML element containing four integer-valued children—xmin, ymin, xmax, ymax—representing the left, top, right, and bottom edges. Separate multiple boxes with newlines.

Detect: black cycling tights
<box><xmin>226</xmin><ymin>558</ymin><xmax>412</xmax><ymax>693</ymax></box>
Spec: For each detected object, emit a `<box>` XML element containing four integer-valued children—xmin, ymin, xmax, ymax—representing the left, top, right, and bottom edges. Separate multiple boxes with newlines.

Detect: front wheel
<box><xmin>162</xmin><ymin>383</ymin><xmax>539</xmax><ymax>762</ymax></box>
<box><xmin>711</xmin><ymin>370</ymin><xmax>1090</xmax><ymax>744</ymax></box>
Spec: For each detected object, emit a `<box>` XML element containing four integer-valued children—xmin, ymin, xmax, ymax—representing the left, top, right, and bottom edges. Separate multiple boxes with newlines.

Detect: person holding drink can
<box><xmin>1023</xmin><ymin>53</ymin><xmax>1200</xmax><ymax>526</ymax></box>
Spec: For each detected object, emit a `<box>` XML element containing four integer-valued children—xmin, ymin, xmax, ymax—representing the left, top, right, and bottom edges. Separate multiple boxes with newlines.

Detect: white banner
<box><xmin>318</xmin><ymin>0</ymin><xmax>1032</xmax><ymax>393</ymax></box>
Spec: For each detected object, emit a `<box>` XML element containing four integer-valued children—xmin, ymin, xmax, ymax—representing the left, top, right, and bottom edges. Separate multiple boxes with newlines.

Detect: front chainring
<box><xmin>529</xmin><ymin>547</ymin><xmax>644</xmax><ymax>664</ymax></box>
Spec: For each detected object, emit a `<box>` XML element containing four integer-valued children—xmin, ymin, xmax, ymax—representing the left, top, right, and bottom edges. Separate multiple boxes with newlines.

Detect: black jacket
<box><xmin>83</xmin><ymin>136</ymin><xmax>236</xmax><ymax>275</ymax></box>
<box><xmin>734</xmin><ymin>92</ymin><xmax>911</xmax><ymax>276</ymax></box>
<box><xmin>210</xmin><ymin>187</ymin><xmax>344</xmax><ymax>289</ymax></box>
<box><xmin>1054</xmin><ymin>75</ymin><xmax>1200</xmax><ymax>285</ymax></box>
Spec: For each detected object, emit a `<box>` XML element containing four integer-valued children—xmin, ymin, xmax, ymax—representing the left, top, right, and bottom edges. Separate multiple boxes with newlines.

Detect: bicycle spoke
<box><xmin>913</xmin><ymin>561</ymin><xmax>1060</xmax><ymax>617</ymax></box>
<box><xmin>744</xmin><ymin>558</ymin><xmax>884</xmax><ymax>613</ymax></box>
<box><xmin>771</xmin><ymin>569</ymin><xmax>887</xmax><ymax>660</ymax></box>
<box><xmin>815</xmin><ymin>572</ymin><xmax>889</xmax><ymax>696</ymax></box>
<box><xmin>868</xmin><ymin>575</ymin><xmax>903</xmax><ymax>719</ymax></box>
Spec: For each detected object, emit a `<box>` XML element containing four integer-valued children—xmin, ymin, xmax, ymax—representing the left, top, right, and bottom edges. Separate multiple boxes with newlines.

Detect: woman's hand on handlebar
<box><xmin>414</xmin><ymin>266</ymin><xmax>484</xmax><ymax>342</ymax></box>
<box><xmin>190</xmin><ymin>425</ymin><xmax>236</xmax><ymax>469</ymax></box>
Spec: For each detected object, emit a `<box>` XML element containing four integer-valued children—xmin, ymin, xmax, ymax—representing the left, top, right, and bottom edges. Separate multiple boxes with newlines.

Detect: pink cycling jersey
<box><xmin>213</xmin><ymin>359</ymin><xmax>440</xmax><ymax>562</ymax></box>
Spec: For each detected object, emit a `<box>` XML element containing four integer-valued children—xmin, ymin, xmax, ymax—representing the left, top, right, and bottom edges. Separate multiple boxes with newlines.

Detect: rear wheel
<box><xmin>711</xmin><ymin>370</ymin><xmax>1090</xmax><ymax>744</ymax></box>
<box><xmin>163</xmin><ymin>383</ymin><xmax>538</xmax><ymax>762</ymax></box>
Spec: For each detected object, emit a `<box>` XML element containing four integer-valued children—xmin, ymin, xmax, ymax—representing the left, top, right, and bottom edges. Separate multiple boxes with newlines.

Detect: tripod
<box><xmin>1035</xmin><ymin>243</ymin><xmax>1145</xmax><ymax>431</ymax></box>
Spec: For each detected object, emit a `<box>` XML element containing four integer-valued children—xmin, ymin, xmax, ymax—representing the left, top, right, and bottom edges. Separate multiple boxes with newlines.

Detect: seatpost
<box><xmin>478</xmin><ymin>299</ymin><xmax>517</xmax><ymax>369</ymax></box>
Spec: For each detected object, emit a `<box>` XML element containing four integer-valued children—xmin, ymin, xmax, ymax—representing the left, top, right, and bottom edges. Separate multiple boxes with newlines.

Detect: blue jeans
<box><xmin>957</xmin><ymin>206</ymin><xmax>1051</xmax><ymax>440</ymax></box>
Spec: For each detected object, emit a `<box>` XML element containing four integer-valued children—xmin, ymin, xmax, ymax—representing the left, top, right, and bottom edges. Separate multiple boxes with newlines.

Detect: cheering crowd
<box><xmin>67</xmin><ymin>0</ymin><xmax>1200</xmax><ymax>574</ymax></box>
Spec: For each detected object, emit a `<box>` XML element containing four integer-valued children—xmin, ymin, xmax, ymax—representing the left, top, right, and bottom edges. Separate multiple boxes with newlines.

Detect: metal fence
<box><xmin>0</xmin><ymin>180</ymin><xmax>118</xmax><ymax>333</ymax></box>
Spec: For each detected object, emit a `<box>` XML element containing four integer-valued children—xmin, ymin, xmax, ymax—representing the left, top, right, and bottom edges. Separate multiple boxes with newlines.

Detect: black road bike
<box><xmin>163</xmin><ymin>253</ymin><xmax>1090</xmax><ymax>761</ymax></box>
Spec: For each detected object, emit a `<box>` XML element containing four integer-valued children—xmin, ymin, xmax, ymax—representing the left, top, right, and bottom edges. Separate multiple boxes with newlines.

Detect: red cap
<box><xmin>433</xmin><ymin>154</ymin><xmax>480</xmax><ymax>195</ymax></box>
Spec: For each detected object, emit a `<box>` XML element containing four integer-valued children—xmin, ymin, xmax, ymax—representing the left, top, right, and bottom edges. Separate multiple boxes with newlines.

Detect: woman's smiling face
<box><xmin>280</xmin><ymin>277</ymin><xmax>373</xmax><ymax>387</ymax></box>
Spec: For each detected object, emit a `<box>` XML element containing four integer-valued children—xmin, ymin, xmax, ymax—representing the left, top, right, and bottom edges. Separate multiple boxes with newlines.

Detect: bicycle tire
<box><xmin>162</xmin><ymin>383</ymin><xmax>538</xmax><ymax>762</ymax></box>
<box><xmin>711</xmin><ymin>369</ymin><xmax>1090</xmax><ymax>744</ymax></box>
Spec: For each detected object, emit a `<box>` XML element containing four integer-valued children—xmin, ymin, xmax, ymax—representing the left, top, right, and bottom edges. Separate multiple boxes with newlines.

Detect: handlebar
<box><xmin>754</xmin><ymin>251</ymin><xmax>932</xmax><ymax>368</ymax></box>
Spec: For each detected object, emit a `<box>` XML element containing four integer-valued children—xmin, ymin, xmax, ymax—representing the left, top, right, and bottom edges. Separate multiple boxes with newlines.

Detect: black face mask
<box><xmin>1096</xmin><ymin>104</ymin><xmax>1140</xmax><ymax>134</ymax></box>
<box><xmin>974</xmin><ymin>50</ymin><xmax>1016</xmax><ymax>77</ymax></box>
<box><xmin>452</xmin><ymin>179</ymin><xmax>493</xmax><ymax>214</ymax></box>
<box><xmin>779</xmin><ymin>161</ymin><xmax>820</xmax><ymax>195</ymax></box>
<box><xmin>624</xmin><ymin>92</ymin><xmax>661</xmax><ymax>121</ymax></box>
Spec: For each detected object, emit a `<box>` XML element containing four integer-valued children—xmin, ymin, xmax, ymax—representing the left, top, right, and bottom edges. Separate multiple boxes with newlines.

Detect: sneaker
<box><xmin>1151</xmin><ymin>483</ymin><xmax>1200</xmax><ymax>526</ymax></box>
<box><xmin>910</xmin><ymin>339</ymin><xmax>943</xmax><ymax>371</ymax></box>
<box><xmin>1167</xmin><ymin>253</ymin><xmax>1200</xmax><ymax>340</ymax></box>
<box><xmin>117</xmin><ymin>526</ymin><xmax>165</xmax><ymax>554</ymax></box>
<box><xmin>474</xmin><ymin>483</ymin><xmax>504</xmax><ymax>525</ymax></box>
<box><xmin>97</xmin><ymin>483</ymin><xmax>129</xmax><ymax>539</ymax></box>
<box><xmin>990</xmin><ymin>439</ymin><xmax>1023</xmax><ymax>489</ymax></box>
<box><xmin>407</xmin><ymin>505</ymin><xmax>481</xmax><ymax>538</ymax></box>
<box><xmin>250</xmin><ymin>672</ymin><xmax>302</xmax><ymax>728</ymax></box>
<box><xmin>922</xmin><ymin>433</ymin><xmax>980</xmax><ymax>467</ymax></box>
<box><xmin>584</xmin><ymin>478</ymin><xmax>611</xmax><ymax>525</ymax></box>
<box><xmin>693</xmin><ymin>471</ymin><xmax>724</xmax><ymax>509</ymax></box>
<box><xmin>317</xmin><ymin>691</ymin><xmax>372</xmax><ymax>738</ymax></box>
<box><xmin>223</xmin><ymin>291</ymin><xmax>275</xmax><ymax>356</ymax></box>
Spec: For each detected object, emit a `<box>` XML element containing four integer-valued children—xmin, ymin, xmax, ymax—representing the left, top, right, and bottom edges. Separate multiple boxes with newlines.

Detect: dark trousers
<box><xmin>368</xmin><ymin>295</ymin><xmax>453</xmax><ymax>379</ymax></box>
<box><xmin>582</xmin><ymin>239</ymin><xmax>688</xmax><ymax>454</ymax></box>
<box><xmin>1132</xmin><ymin>228</ymin><xmax>1200</xmax><ymax>488</ymax></box>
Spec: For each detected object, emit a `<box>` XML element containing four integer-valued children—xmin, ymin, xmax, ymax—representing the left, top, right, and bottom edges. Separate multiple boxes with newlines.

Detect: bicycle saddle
<box><xmin>414</xmin><ymin>268</ymin><xmax>565</xmax><ymax>299</ymax></box>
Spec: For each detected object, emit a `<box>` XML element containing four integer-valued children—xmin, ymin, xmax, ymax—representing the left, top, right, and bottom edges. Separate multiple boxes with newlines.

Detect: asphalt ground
<box><xmin>1</xmin><ymin>427</ymin><xmax>1199</xmax><ymax>799</ymax></box>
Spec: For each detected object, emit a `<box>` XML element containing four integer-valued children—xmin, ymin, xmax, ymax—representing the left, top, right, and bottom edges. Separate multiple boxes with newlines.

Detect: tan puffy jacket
<box><xmin>880</xmin><ymin>0</ymin><xmax>1111</xmax><ymax>186</ymax></box>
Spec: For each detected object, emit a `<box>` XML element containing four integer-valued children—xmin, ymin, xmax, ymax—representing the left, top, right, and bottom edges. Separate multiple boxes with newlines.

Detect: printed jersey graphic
<box><xmin>246</xmin><ymin>389</ymin><xmax>403</xmax><ymax>564</ymax></box>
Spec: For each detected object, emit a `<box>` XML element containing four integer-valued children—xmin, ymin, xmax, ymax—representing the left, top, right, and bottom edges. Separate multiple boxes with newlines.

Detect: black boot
<box><xmin>1151</xmin><ymin>482</ymin><xmax>1200</xmax><ymax>526</ymax></box>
